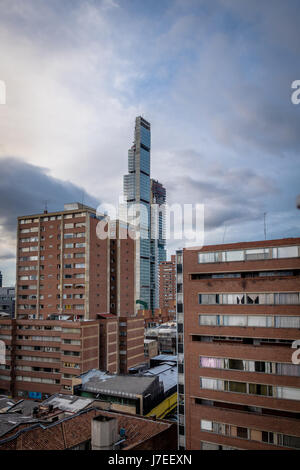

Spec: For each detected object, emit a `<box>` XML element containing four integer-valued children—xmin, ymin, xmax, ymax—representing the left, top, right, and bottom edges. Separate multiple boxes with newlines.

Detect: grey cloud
<box><xmin>0</xmin><ymin>156</ymin><xmax>99</xmax><ymax>234</ymax></box>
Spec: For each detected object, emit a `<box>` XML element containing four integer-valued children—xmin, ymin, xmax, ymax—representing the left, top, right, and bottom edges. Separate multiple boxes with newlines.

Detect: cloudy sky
<box><xmin>0</xmin><ymin>0</ymin><xmax>299</xmax><ymax>285</ymax></box>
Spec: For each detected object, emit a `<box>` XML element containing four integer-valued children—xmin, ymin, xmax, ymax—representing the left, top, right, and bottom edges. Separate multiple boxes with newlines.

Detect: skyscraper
<box><xmin>150</xmin><ymin>179</ymin><xmax>167</xmax><ymax>310</ymax></box>
<box><xmin>123</xmin><ymin>117</ymin><xmax>166</xmax><ymax>313</ymax></box>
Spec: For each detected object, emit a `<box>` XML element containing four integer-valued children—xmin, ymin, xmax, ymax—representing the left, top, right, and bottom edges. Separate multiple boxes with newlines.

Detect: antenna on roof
<box><xmin>264</xmin><ymin>212</ymin><xmax>267</xmax><ymax>240</ymax></box>
<box><xmin>222</xmin><ymin>225</ymin><xmax>227</xmax><ymax>244</ymax></box>
<box><xmin>43</xmin><ymin>200</ymin><xmax>48</xmax><ymax>214</ymax></box>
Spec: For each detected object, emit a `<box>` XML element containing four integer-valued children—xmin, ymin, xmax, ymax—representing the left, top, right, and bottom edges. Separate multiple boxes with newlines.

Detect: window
<box><xmin>275</xmin><ymin>293</ymin><xmax>299</xmax><ymax>305</ymax></box>
<box><xmin>277</xmin><ymin>246</ymin><xmax>298</xmax><ymax>259</ymax></box>
<box><xmin>198</xmin><ymin>252</ymin><xmax>216</xmax><ymax>263</ymax></box>
<box><xmin>200</xmin><ymin>357</ymin><xmax>223</xmax><ymax>368</ymax></box>
<box><xmin>224</xmin><ymin>316</ymin><xmax>247</xmax><ymax>327</ymax></box>
<box><xmin>226</xmin><ymin>250</ymin><xmax>244</xmax><ymax>262</ymax></box>
<box><xmin>199</xmin><ymin>315</ymin><xmax>218</xmax><ymax>326</ymax></box>
<box><xmin>199</xmin><ymin>294</ymin><xmax>219</xmax><ymax>304</ymax></box>
<box><xmin>201</xmin><ymin>420</ymin><xmax>212</xmax><ymax>431</ymax></box>
<box><xmin>225</xmin><ymin>381</ymin><xmax>247</xmax><ymax>394</ymax></box>
<box><xmin>245</xmin><ymin>248</ymin><xmax>269</xmax><ymax>260</ymax></box>
<box><xmin>236</xmin><ymin>427</ymin><xmax>248</xmax><ymax>439</ymax></box>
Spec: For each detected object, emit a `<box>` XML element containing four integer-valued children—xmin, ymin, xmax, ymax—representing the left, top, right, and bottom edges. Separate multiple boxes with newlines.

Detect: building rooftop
<box><xmin>143</xmin><ymin>362</ymin><xmax>177</xmax><ymax>394</ymax></box>
<box><xmin>4</xmin><ymin>399</ymin><xmax>40</xmax><ymax>417</ymax></box>
<box><xmin>151</xmin><ymin>354</ymin><xmax>177</xmax><ymax>364</ymax></box>
<box><xmin>81</xmin><ymin>373</ymin><xmax>157</xmax><ymax>398</ymax></box>
<box><xmin>0</xmin><ymin>413</ymin><xmax>41</xmax><ymax>438</ymax></box>
<box><xmin>0</xmin><ymin>407</ymin><xmax>176</xmax><ymax>450</ymax></box>
<box><xmin>0</xmin><ymin>396</ymin><xmax>16</xmax><ymax>413</ymax></box>
<box><xmin>41</xmin><ymin>394</ymin><xmax>95</xmax><ymax>413</ymax></box>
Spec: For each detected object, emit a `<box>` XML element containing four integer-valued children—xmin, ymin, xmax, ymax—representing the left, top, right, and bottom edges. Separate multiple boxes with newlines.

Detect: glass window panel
<box><xmin>275</xmin><ymin>293</ymin><xmax>299</xmax><ymax>305</ymax></box>
<box><xmin>248</xmin><ymin>316</ymin><xmax>267</xmax><ymax>327</ymax></box>
<box><xmin>199</xmin><ymin>315</ymin><xmax>217</xmax><ymax>326</ymax></box>
<box><xmin>236</xmin><ymin>427</ymin><xmax>248</xmax><ymax>439</ymax></box>
<box><xmin>276</xmin><ymin>363</ymin><xmax>300</xmax><ymax>377</ymax></box>
<box><xmin>200</xmin><ymin>294</ymin><xmax>218</xmax><ymax>304</ymax></box>
<box><xmin>200</xmin><ymin>357</ymin><xmax>224</xmax><ymax>368</ymax></box>
<box><xmin>201</xmin><ymin>378</ymin><xmax>223</xmax><ymax>390</ymax></box>
<box><xmin>277</xmin><ymin>387</ymin><xmax>300</xmax><ymax>401</ymax></box>
<box><xmin>224</xmin><ymin>316</ymin><xmax>247</xmax><ymax>326</ymax></box>
<box><xmin>277</xmin><ymin>246</ymin><xmax>298</xmax><ymax>259</ymax></box>
<box><xmin>198</xmin><ymin>252</ymin><xmax>215</xmax><ymax>263</ymax></box>
<box><xmin>223</xmin><ymin>294</ymin><xmax>245</xmax><ymax>304</ymax></box>
<box><xmin>226</xmin><ymin>250</ymin><xmax>244</xmax><ymax>262</ymax></box>
<box><xmin>201</xmin><ymin>420</ymin><xmax>212</xmax><ymax>431</ymax></box>
<box><xmin>245</xmin><ymin>248</ymin><xmax>269</xmax><ymax>260</ymax></box>
<box><xmin>228</xmin><ymin>359</ymin><xmax>245</xmax><ymax>370</ymax></box>
<box><xmin>228</xmin><ymin>381</ymin><xmax>247</xmax><ymax>393</ymax></box>
<box><xmin>282</xmin><ymin>435</ymin><xmax>300</xmax><ymax>449</ymax></box>
<box><xmin>275</xmin><ymin>316</ymin><xmax>300</xmax><ymax>328</ymax></box>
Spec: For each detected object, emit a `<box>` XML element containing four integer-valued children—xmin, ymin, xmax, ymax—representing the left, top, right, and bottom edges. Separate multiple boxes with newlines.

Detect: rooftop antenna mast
<box><xmin>264</xmin><ymin>212</ymin><xmax>267</xmax><ymax>240</ymax></box>
<box><xmin>222</xmin><ymin>225</ymin><xmax>227</xmax><ymax>244</ymax></box>
<box><xmin>43</xmin><ymin>200</ymin><xmax>48</xmax><ymax>214</ymax></box>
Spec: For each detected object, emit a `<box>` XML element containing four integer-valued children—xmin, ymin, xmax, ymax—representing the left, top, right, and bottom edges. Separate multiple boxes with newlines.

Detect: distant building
<box><xmin>141</xmin><ymin>307</ymin><xmax>176</xmax><ymax>328</ymax></box>
<box><xmin>145</xmin><ymin>321</ymin><xmax>177</xmax><ymax>355</ymax></box>
<box><xmin>0</xmin><ymin>287</ymin><xmax>15</xmax><ymax>317</ymax></box>
<box><xmin>0</xmin><ymin>272</ymin><xmax>2</xmax><ymax>288</ymax></box>
<box><xmin>159</xmin><ymin>255</ymin><xmax>176</xmax><ymax>310</ymax></box>
<box><xmin>150</xmin><ymin>179</ymin><xmax>167</xmax><ymax>310</ymax></box>
<box><xmin>144</xmin><ymin>339</ymin><xmax>158</xmax><ymax>360</ymax></box>
<box><xmin>74</xmin><ymin>369</ymin><xmax>163</xmax><ymax>415</ymax></box>
<box><xmin>119</xmin><ymin>315</ymin><xmax>145</xmax><ymax>373</ymax></box>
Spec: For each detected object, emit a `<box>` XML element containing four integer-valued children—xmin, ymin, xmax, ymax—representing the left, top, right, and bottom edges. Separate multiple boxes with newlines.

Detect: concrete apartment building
<box><xmin>176</xmin><ymin>238</ymin><xmax>300</xmax><ymax>450</ymax></box>
<box><xmin>0</xmin><ymin>203</ymin><xmax>145</xmax><ymax>398</ymax></box>
<box><xmin>159</xmin><ymin>255</ymin><xmax>176</xmax><ymax>310</ymax></box>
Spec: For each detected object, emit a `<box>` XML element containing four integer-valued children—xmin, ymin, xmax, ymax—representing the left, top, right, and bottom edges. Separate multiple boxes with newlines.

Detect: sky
<box><xmin>0</xmin><ymin>0</ymin><xmax>299</xmax><ymax>285</ymax></box>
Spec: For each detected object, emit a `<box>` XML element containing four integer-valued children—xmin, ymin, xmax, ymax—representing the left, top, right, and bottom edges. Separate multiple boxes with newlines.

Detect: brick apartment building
<box><xmin>0</xmin><ymin>203</ymin><xmax>145</xmax><ymax>398</ymax></box>
<box><xmin>176</xmin><ymin>238</ymin><xmax>300</xmax><ymax>450</ymax></box>
<box><xmin>0</xmin><ymin>318</ymin><xmax>99</xmax><ymax>398</ymax></box>
<box><xmin>119</xmin><ymin>315</ymin><xmax>145</xmax><ymax>373</ymax></box>
<box><xmin>159</xmin><ymin>255</ymin><xmax>176</xmax><ymax>310</ymax></box>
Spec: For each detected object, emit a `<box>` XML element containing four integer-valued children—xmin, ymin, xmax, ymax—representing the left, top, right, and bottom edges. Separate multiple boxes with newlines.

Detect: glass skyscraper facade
<box><xmin>123</xmin><ymin>116</ymin><xmax>166</xmax><ymax>312</ymax></box>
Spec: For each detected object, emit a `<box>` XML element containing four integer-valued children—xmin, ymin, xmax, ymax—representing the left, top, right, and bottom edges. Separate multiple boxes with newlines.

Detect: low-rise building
<box><xmin>144</xmin><ymin>339</ymin><xmax>158</xmax><ymax>360</ymax></box>
<box><xmin>145</xmin><ymin>321</ymin><xmax>177</xmax><ymax>355</ymax></box>
<box><xmin>0</xmin><ymin>405</ymin><xmax>177</xmax><ymax>450</ymax></box>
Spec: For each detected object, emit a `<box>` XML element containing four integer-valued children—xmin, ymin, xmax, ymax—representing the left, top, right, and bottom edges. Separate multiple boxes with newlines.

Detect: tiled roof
<box><xmin>0</xmin><ymin>408</ymin><xmax>175</xmax><ymax>450</ymax></box>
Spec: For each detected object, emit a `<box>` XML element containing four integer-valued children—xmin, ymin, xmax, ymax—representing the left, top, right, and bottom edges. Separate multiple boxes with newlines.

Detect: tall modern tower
<box><xmin>150</xmin><ymin>179</ymin><xmax>167</xmax><ymax>310</ymax></box>
<box><xmin>124</xmin><ymin>116</ymin><xmax>152</xmax><ymax>312</ymax></box>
